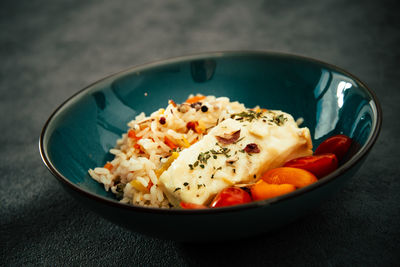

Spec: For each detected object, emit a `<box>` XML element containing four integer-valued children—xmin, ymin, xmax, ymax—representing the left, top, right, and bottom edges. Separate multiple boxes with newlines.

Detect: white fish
<box><xmin>159</xmin><ymin>110</ymin><xmax>313</xmax><ymax>206</ymax></box>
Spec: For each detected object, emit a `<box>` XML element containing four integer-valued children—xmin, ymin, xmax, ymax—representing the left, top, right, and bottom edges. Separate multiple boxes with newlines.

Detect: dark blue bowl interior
<box><xmin>42</xmin><ymin>52</ymin><xmax>379</xmax><ymax>205</ymax></box>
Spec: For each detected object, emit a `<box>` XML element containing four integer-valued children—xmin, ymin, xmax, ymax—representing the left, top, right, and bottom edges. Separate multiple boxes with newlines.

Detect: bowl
<box><xmin>39</xmin><ymin>51</ymin><xmax>382</xmax><ymax>241</ymax></box>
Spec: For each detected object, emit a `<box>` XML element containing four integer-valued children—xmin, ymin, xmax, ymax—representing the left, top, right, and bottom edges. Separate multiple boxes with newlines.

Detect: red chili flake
<box><xmin>159</xmin><ymin>117</ymin><xmax>166</xmax><ymax>124</ymax></box>
<box><xmin>244</xmin><ymin>143</ymin><xmax>260</xmax><ymax>153</ymax></box>
<box><xmin>216</xmin><ymin>130</ymin><xmax>241</xmax><ymax>145</ymax></box>
<box><xmin>186</xmin><ymin>121</ymin><xmax>199</xmax><ymax>131</ymax></box>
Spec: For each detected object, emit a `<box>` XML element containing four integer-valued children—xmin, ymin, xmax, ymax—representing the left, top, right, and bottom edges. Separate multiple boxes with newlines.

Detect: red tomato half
<box><xmin>210</xmin><ymin>187</ymin><xmax>252</xmax><ymax>208</ymax></box>
<box><xmin>315</xmin><ymin>134</ymin><xmax>352</xmax><ymax>161</ymax></box>
<box><xmin>283</xmin><ymin>153</ymin><xmax>338</xmax><ymax>178</ymax></box>
<box><xmin>180</xmin><ymin>202</ymin><xmax>208</xmax><ymax>209</ymax></box>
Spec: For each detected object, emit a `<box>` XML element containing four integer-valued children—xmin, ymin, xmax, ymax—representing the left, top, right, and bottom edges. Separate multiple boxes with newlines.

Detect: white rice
<box><xmin>89</xmin><ymin>94</ymin><xmax>247</xmax><ymax>208</ymax></box>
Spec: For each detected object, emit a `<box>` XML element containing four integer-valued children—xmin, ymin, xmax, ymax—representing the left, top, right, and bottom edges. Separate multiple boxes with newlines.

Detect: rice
<box><xmin>89</xmin><ymin>94</ymin><xmax>246</xmax><ymax>208</ymax></box>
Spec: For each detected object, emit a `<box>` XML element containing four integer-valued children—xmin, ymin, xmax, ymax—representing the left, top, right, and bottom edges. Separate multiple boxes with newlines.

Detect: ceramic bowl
<box><xmin>40</xmin><ymin>51</ymin><xmax>382</xmax><ymax>241</ymax></box>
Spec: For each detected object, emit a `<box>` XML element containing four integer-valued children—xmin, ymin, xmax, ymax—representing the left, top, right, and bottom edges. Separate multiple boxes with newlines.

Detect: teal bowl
<box><xmin>39</xmin><ymin>51</ymin><xmax>381</xmax><ymax>241</ymax></box>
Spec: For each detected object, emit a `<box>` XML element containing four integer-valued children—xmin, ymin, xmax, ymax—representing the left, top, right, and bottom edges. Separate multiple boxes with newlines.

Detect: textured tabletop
<box><xmin>1</xmin><ymin>0</ymin><xmax>399</xmax><ymax>266</ymax></box>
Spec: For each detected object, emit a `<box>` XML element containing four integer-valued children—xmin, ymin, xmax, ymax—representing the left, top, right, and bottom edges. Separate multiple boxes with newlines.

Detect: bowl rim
<box><xmin>39</xmin><ymin>50</ymin><xmax>382</xmax><ymax>215</ymax></box>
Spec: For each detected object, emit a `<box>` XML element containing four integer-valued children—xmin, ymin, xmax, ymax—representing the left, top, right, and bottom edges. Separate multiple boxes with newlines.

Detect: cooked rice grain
<box><xmin>89</xmin><ymin>94</ymin><xmax>246</xmax><ymax>208</ymax></box>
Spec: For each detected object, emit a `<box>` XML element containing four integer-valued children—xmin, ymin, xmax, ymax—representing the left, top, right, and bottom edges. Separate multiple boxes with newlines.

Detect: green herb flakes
<box><xmin>271</xmin><ymin>114</ymin><xmax>287</xmax><ymax>126</ymax></box>
<box><xmin>231</xmin><ymin>110</ymin><xmax>266</xmax><ymax>122</ymax></box>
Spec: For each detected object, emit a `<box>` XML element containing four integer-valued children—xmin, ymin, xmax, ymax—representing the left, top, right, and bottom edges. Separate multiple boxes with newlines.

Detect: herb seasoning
<box><xmin>271</xmin><ymin>114</ymin><xmax>287</xmax><ymax>126</ymax></box>
<box><xmin>231</xmin><ymin>110</ymin><xmax>266</xmax><ymax>122</ymax></box>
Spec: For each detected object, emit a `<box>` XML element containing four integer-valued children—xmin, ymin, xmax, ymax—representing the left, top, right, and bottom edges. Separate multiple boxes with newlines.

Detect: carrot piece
<box><xmin>147</xmin><ymin>180</ymin><xmax>154</xmax><ymax>191</ymax></box>
<box><xmin>261</xmin><ymin>167</ymin><xmax>317</xmax><ymax>188</ymax></box>
<box><xmin>186</xmin><ymin>121</ymin><xmax>199</xmax><ymax>131</ymax></box>
<box><xmin>168</xmin><ymin>99</ymin><xmax>177</xmax><ymax>107</ymax></box>
<box><xmin>103</xmin><ymin>162</ymin><xmax>113</xmax><ymax>171</ymax></box>
<box><xmin>190</xmin><ymin>137</ymin><xmax>198</xmax><ymax>145</ymax></box>
<box><xmin>185</xmin><ymin>95</ymin><xmax>206</xmax><ymax>104</ymax></box>
<box><xmin>250</xmin><ymin>180</ymin><xmax>296</xmax><ymax>201</ymax></box>
<box><xmin>164</xmin><ymin>136</ymin><xmax>178</xmax><ymax>150</ymax></box>
<box><xmin>128</xmin><ymin>129</ymin><xmax>141</xmax><ymax>140</ymax></box>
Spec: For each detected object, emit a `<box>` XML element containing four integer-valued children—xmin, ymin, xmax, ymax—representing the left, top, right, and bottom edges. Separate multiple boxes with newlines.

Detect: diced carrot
<box><xmin>252</xmin><ymin>107</ymin><xmax>268</xmax><ymax>113</ymax></box>
<box><xmin>128</xmin><ymin>129</ymin><xmax>141</xmax><ymax>140</ymax></box>
<box><xmin>190</xmin><ymin>137</ymin><xmax>198</xmax><ymax>145</ymax></box>
<box><xmin>134</xmin><ymin>143</ymin><xmax>141</xmax><ymax>150</ymax></box>
<box><xmin>103</xmin><ymin>162</ymin><xmax>113</xmax><ymax>171</ymax></box>
<box><xmin>250</xmin><ymin>180</ymin><xmax>296</xmax><ymax>201</ymax></box>
<box><xmin>261</xmin><ymin>167</ymin><xmax>317</xmax><ymax>188</ymax></box>
<box><xmin>185</xmin><ymin>95</ymin><xmax>206</xmax><ymax>104</ymax></box>
<box><xmin>168</xmin><ymin>99</ymin><xmax>177</xmax><ymax>107</ymax></box>
<box><xmin>147</xmin><ymin>180</ymin><xmax>154</xmax><ymax>191</ymax></box>
<box><xmin>164</xmin><ymin>136</ymin><xmax>178</xmax><ymax>150</ymax></box>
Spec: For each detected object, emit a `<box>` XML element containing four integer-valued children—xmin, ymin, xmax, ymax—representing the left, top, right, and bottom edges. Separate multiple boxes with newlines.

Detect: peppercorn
<box><xmin>159</xmin><ymin>117</ymin><xmax>166</xmax><ymax>124</ymax></box>
<box><xmin>201</xmin><ymin>105</ymin><xmax>208</xmax><ymax>112</ymax></box>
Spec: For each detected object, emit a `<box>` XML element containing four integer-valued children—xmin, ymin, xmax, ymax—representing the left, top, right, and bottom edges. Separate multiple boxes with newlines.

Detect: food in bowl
<box><xmin>90</xmin><ymin>94</ymin><xmax>340</xmax><ymax>208</ymax></box>
<box><xmin>40</xmin><ymin>51</ymin><xmax>380</xmax><ymax>240</ymax></box>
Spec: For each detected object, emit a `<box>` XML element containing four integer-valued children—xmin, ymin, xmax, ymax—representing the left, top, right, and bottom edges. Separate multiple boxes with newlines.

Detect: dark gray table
<box><xmin>1</xmin><ymin>0</ymin><xmax>399</xmax><ymax>266</ymax></box>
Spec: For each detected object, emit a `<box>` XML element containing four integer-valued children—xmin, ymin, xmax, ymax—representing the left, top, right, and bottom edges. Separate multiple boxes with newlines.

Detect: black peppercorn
<box><xmin>201</xmin><ymin>105</ymin><xmax>208</xmax><ymax>112</ymax></box>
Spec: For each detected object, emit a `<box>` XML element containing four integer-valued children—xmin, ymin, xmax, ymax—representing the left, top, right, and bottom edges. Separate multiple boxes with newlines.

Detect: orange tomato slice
<box><xmin>260</xmin><ymin>167</ymin><xmax>317</xmax><ymax>188</ymax></box>
<box><xmin>251</xmin><ymin>180</ymin><xmax>296</xmax><ymax>201</ymax></box>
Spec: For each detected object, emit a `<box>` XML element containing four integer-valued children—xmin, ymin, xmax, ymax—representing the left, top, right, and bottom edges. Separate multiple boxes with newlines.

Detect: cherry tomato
<box><xmin>251</xmin><ymin>180</ymin><xmax>296</xmax><ymax>201</ymax></box>
<box><xmin>210</xmin><ymin>187</ymin><xmax>252</xmax><ymax>208</ymax></box>
<box><xmin>283</xmin><ymin>153</ymin><xmax>338</xmax><ymax>178</ymax></box>
<box><xmin>260</xmin><ymin>167</ymin><xmax>318</xmax><ymax>188</ymax></box>
<box><xmin>315</xmin><ymin>134</ymin><xmax>352</xmax><ymax>161</ymax></box>
<box><xmin>180</xmin><ymin>202</ymin><xmax>208</xmax><ymax>209</ymax></box>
